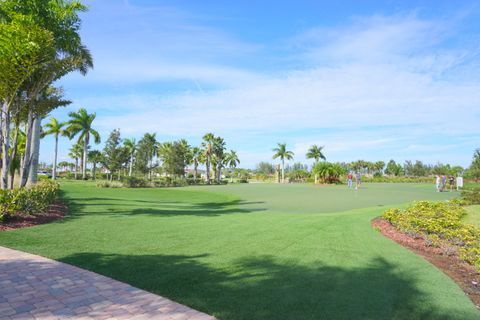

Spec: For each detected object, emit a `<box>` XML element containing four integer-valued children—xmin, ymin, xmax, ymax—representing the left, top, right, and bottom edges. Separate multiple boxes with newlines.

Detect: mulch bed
<box><xmin>372</xmin><ymin>217</ymin><xmax>480</xmax><ymax>308</ymax></box>
<box><xmin>0</xmin><ymin>202</ymin><xmax>68</xmax><ymax>231</ymax></box>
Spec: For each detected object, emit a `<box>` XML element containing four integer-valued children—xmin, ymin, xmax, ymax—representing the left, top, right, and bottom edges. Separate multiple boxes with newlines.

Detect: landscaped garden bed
<box><xmin>0</xmin><ymin>180</ymin><xmax>65</xmax><ymax>231</ymax></box>
<box><xmin>373</xmin><ymin>199</ymin><xmax>480</xmax><ymax>308</ymax></box>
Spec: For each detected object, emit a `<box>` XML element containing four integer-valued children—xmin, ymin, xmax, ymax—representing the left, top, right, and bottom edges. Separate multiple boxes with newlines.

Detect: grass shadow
<box><xmin>58</xmin><ymin>252</ymin><xmax>475</xmax><ymax>320</ymax></box>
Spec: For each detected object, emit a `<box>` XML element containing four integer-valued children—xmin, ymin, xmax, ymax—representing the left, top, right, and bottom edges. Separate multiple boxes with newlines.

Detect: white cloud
<box><xmin>51</xmin><ymin>11</ymin><xmax>480</xmax><ymax>167</ymax></box>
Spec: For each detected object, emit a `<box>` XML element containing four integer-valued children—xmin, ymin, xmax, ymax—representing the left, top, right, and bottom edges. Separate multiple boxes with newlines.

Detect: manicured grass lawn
<box><xmin>0</xmin><ymin>182</ymin><xmax>478</xmax><ymax>319</ymax></box>
<box><xmin>465</xmin><ymin>205</ymin><xmax>480</xmax><ymax>227</ymax></box>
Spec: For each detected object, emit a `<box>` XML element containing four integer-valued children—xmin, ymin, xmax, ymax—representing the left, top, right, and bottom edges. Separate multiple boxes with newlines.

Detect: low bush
<box><xmin>122</xmin><ymin>177</ymin><xmax>148</xmax><ymax>188</ymax></box>
<box><xmin>96</xmin><ymin>180</ymin><xmax>123</xmax><ymax>188</ymax></box>
<box><xmin>363</xmin><ymin>176</ymin><xmax>434</xmax><ymax>183</ymax></box>
<box><xmin>0</xmin><ymin>180</ymin><xmax>60</xmax><ymax>221</ymax></box>
<box><xmin>383</xmin><ymin>200</ymin><xmax>480</xmax><ymax>271</ymax></box>
<box><xmin>461</xmin><ymin>188</ymin><xmax>480</xmax><ymax>205</ymax></box>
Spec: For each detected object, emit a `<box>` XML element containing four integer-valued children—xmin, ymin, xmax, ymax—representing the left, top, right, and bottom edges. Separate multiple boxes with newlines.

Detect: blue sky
<box><xmin>43</xmin><ymin>0</ymin><xmax>480</xmax><ymax>168</ymax></box>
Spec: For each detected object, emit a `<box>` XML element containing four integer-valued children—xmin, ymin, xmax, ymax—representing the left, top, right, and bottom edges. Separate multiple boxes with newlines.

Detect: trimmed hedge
<box><xmin>0</xmin><ymin>180</ymin><xmax>60</xmax><ymax>221</ymax></box>
<box><xmin>461</xmin><ymin>188</ymin><xmax>480</xmax><ymax>205</ymax></box>
<box><xmin>383</xmin><ymin>200</ymin><xmax>480</xmax><ymax>271</ymax></box>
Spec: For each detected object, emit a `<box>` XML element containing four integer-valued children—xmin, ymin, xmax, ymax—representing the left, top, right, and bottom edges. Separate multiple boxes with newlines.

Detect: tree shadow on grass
<box><xmin>58</xmin><ymin>192</ymin><xmax>266</xmax><ymax>219</ymax></box>
<box><xmin>59</xmin><ymin>252</ymin><xmax>477</xmax><ymax>320</ymax></box>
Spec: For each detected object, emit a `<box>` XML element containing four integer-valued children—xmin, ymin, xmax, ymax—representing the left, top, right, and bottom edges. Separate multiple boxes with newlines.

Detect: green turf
<box><xmin>465</xmin><ymin>205</ymin><xmax>480</xmax><ymax>227</ymax></box>
<box><xmin>0</xmin><ymin>182</ymin><xmax>477</xmax><ymax>320</ymax></box>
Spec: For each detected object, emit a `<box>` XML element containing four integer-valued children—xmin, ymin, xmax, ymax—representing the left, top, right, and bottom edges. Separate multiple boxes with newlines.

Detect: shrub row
<box><xmin>97</xmin><ymin>176</ymin><xmax>231</xmax><ymax>188</ymax></box>
<box><xmin>0</xmin><ymin>180</ymin><xmax>60</xmax><ymax>221</ymax></box>
<box><xmin>383</xmin><ymin>200</ymin><xmax>480</xmax><ymax>271</ymax></box>
<box><xmin>461</xmin><ymin>187</ymin><xmax>480</xmax><ymax>205</ymax></box>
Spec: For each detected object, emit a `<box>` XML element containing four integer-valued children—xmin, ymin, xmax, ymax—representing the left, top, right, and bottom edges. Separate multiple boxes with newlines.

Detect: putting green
<box><xmin>0</xmin><ymin>182</ymin><xmax>477</xmax><ymax>320</ymax></box>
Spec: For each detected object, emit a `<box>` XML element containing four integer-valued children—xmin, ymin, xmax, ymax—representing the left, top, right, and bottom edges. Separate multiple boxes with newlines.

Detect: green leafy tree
<box><xmin>272</xmin><ymin>143</ymin><xmax>294</xmax><ymax>183</ymax></box>
<box><xmin>41</xmin><ymin>117</ymin><xmax>66</xmax><ymax>180</ymax></box>
<box><xmin>255</xmin><ymin>162</ymin><xmax>275</xmax><ymax>175</ymax></box>
<box><xmin>385</xmin><ymin>159</ymin><xmax>403</xmax><ymax>176</ymax></box>
<box><xmin>66</xmin><ymin>108</ymin><xmax>100</xmax><ymax>179</ymax></box>
<box><xmin>102</xmin><ymin>129</ymin><xmax>128</xmax><ymax>180</ymax></box>
<box><xmin>468</xmin><ymin>149</ymin><xmax>480</xmax><ymax>181</ymax></box>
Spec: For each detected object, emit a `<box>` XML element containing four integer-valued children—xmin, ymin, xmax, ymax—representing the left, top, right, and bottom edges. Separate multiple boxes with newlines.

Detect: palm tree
<box><xmin>213</xmin><ymin>137</ymin><xmax>226</xmax><ymax>183</ymax></box>
<box><xmin>225</xmin><ymin>150</ymin><xmax>240</xmax><ymax>182</ymax></box>
<box><xmin>123</xmin><ymin>138</ymin><xmax>136</xmax><ymax>177</ymax></box>
<box><xmin>201</xmin><ymin>133</ymin><xmax>215</xmax><ymax>184</ymax></box>
<box><xmin>68</xmin><ymin>143</ymin><xmax>83</xmax><ymax>180</ymax></box>
<box><xmin>66</xmin><ymin>108</ymin><xmax>100</xmax><ymax>180</ymax></box>
<box><xmin>41</xmin><ymin>117</ymin><xmax>66</xmax><ymax>180</ymax></box>
<box><xmin>272</xmin><ymin>143</ymin><xmax>294</xmax><ymax>183</ymax></box>
<box><xmin>191</xmin><ymin>147</ymin><xmax>202</xmax><ymax>183</ymax></box>
<box><xmin>306</xmin><ymin>145</ymin><xmax>326</xmax><ymax>184</ymax></box>
<box><xmin>87</xmin><ymin>150</ymin><xmax>103</xmax><ymax>180</ymax></box>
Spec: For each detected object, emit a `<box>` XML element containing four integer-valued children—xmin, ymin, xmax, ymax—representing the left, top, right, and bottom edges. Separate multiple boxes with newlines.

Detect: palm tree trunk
<box><xmin>281</xmin><ymin>159</ymin><xmax>285</xmax><ymax>183</ymax></box>
<box><xmin>27</xmin><ymin>116</ymin><xmax>41</xmax><ymax>186</ymax></box>
<box><xmin>93</xmin><ymin>163</ymin><xmax>96</xmax><ymax>180</ymax></box>
<box><xmin>194</xmin><ymin>162</ymin><xmax>198</xmax><ymax>183</ymax></box>
<box><xmin>82</xmin><ymin>134</ymin><xmax>89</xmax><ymax>180</ymax></box>
<box><xmin>53</xmin><ymin>134</ymin><xmax>58</xmax><ymax>180</ymax></box>
<box><xmin>1</xmin><ymin>101</ymin><xmax>10</xmax><ymax>190</ymax></box>
<box><xmin>19</xmin><ymin>110</ymin><xmax>34</xmax><ymax>188</ymax></box>
<box><xmin>129</xmin><ymin>154</ymin><xmax>133</xmax><ymax>177</ymax></box>
<box><xmin>205</xmin><ymin>157</ymin><xmax>210</xmax><ymax>184</ymax></box>
<box><xmin>74</xmin><ymin>158</ymin><xmax>78</xmax><ymax>180</ymax></box>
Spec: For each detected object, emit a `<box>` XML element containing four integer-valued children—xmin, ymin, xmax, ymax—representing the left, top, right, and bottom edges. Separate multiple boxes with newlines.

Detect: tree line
<box><xmin>49</xmin><ymin>119</ymin><xmax>240</xmax><ymax>184</ymax></box>
<box><xmin>0</xmin><ymin>0</ymin><xmax>92</xmax><ymax>190</ymax></box>
<box><xmin>256</xmin><ymin>143</ymin><xmax>480</xmax><ymax>183</ymax></box>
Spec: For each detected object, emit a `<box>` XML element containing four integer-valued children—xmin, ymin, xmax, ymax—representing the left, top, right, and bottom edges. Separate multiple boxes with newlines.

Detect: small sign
<box><xmin>456</xmin><ymin>177</ymin><xmax>464</xmax><ymax>189</ymax></box>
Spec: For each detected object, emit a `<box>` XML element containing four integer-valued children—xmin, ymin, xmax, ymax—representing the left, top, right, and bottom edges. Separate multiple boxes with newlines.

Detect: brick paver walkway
<box><xmin>0</xmin><ymin>246</ymin><xmax>215</xmax><ymax>320</ymax></box>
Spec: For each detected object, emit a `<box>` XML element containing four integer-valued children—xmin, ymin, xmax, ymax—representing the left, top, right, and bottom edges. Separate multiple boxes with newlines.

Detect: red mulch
<box><xmin>0</xmin><ymin>202</ymin><xmax>68</xmax><ymax>231</ymax></box>
<box><xmin>372</xmin><ymin>218</ymin><xmax>480</xmax><ymax>308</ymax></box>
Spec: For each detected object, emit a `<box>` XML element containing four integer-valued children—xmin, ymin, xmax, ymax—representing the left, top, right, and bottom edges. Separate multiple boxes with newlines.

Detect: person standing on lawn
<box><xmin>435</xmin><ymin>175</ymin><xmax>441</xmax><ymax>192</ymax></box>
<box><xmin>355</xmin><ymin>172</ymin><xmax>361</xmax><ymax>190</ymax></box>
<box><xmin>347</xmin><ymin>172</ymin><xmax>353</xmax><ymax>188</ymax></box>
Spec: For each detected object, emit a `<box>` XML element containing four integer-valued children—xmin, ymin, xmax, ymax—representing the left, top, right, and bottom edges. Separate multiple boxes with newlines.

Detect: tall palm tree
<box><xmin>201</xmin><ymin>133</ymin><xmax>215</xmax><ymax>184</ymax></box>
<box><xmin>42</xmin><ymin>117</ymin><xmax>66</xmax><ymax>180</ymax></box>
<box><xmin>66</xmin><ymin>108</ymin><xmax>100</xmax><ymax>180</ymax></box>
<box><xmin>191</xmin><ymin>147</ymin><xmax>202</xmax><ymax>183</ymax></box>
<box><xmin>68</xmin><ymin>143</ymin><xmax>83</xmax><ymax>180</ymax></box>
<box><xmin>306</xmin><ymin>145</ymin><xmax>326</xmax><ymax>184</ymax></box>
<box><xmin>213</xmin><ymin>137</ymin><xmax>226</xmax><ymax>183</ymax></box>
<box><xmin>272</xmin><ymin>143</ymin><xmax>294</xmax><ymax>183</ymax></box>
<box><xmin>306</xmin><ymin>145</ymin><xmax>326</xmax><ymax>163</ymax></box>
<box><xmin>225</xmin><ymin>150</ymin><xmax>240</xmax><ymax>182</ymax></box>
<box><xmin>123</xmin><ymin>138</ymin><xmax>136</xmax><ymax>177</ymax></box>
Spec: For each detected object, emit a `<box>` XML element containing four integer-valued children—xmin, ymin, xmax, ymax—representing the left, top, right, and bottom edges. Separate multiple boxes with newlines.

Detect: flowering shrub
<box><xmin>0</xmin><ymin>180</ymin><xmax>59</xmax><ymax>221</ymax></box>
<box><xmin>383</xmin><ymin>200</ymin><xmax>480</xmax><ymax>271</ymax></box>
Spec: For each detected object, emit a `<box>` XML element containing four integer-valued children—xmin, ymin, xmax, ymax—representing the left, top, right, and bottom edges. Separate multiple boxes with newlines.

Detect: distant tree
<box><xmin>272</xmin><ymin>143</ymin><xmax>294</xmax><ymax>183</ymax></box>
<box><xmin>225</xmin><ymin>150</ymin><xmax>240</xmax><ymax>182</ymax></box>
<box><xmin>68</xmin><ymin>143</ymin><xmax>83</xmax><ymax>180</ymax></box>
<box><xmin>158</xmin><ymin>140</ymin><xmax>191</xmax><ymax>177</ymax></box>
<box><xmin>42</xmin><ymin>117</ymin><xmax>67</xmax><ymax>180</ymax></box>
<box><xmin>87</xmin><ymin>150</ymin><xmax>103</xmax><ymax>180</ymax></box>
<box><xmin>306</xmin><ymin>145</ymin><xmax>326</xmax><ymax>163</ymax></box>
<box><xmin>469</xmin><ymin>149</ymin><xmax>480</xmax><ymax>182</ymax></box>
<box><xmin>385</xmin><ymin>159</ymin><xmax>403</xmax><ymax>176</ymax></box>
<box><xmin>136</xmin><ymin>133</ymin><xmax>158</xmax><ymax>180</ymax></box>
<box><xmin>66</xmin><ymin>108</ymin><xmax>100</xmax><ymax>179</ymax></box>
<box><xmin>374</xmin><ymin>161</ymin><xmax>385</xmax><ymax>175</ymax></box>
<box><xmin>201</xmin><ymin>133</ymin><xmax>216</xmax><ymax>184</ymax></box>
<box><xmin>123</xmin><ymin>138</ymin><xmax>136</xmax><ymax>177</ymax></box>
<box><xmin>191</xmin><ymin>147</ymin><xmax>202</xmax><ymax>183</ymax></box>
<box><xmin>102</xmin><ymin>129</ymin><xmax>128</xmax><ymax>180</ymax></box>
<box><xmin>255</xmin><ymin>162</ymin><xmax>275</xmax><ymax>175</ymax></box>
<box><xmin>213</xmin><ymin>137</ymin><xmax>226</xmax><ymax>183</ymax></box>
